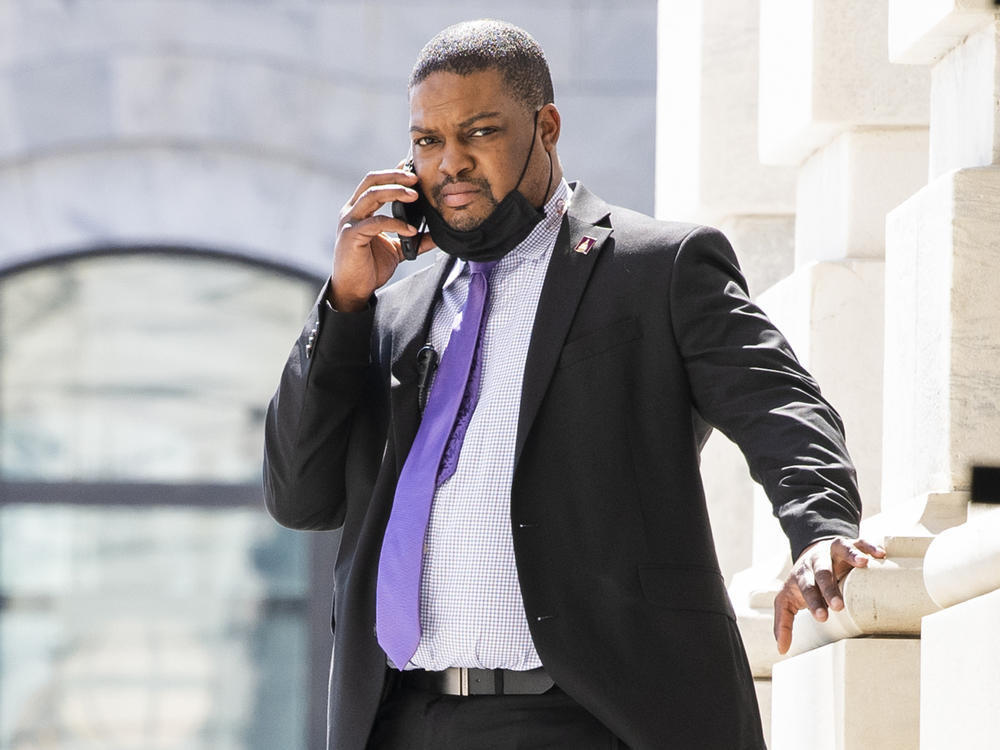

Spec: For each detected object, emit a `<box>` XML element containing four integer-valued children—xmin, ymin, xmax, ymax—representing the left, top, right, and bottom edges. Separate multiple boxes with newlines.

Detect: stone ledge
<box><xmin>733</xmin><ymin>532</ymin><xmax>944</xmax><ymax>676</ymax></box>
<box><xmin>924</xmin><ymin>503</ymin><xmax>1000</xmax><ymax>607</ymax></box>
<box><xmin>889</xmin><ymin>0</ymin><xmax>997</xmax><ymax>64</ymax></box>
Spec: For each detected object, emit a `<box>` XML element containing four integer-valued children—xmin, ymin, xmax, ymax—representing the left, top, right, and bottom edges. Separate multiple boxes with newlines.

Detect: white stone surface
<box><xmin>758</xmin><ymin>0</ymin><xmax>930</xmax><ymax>165</ymax></box>
<box><xmin>883</xmin><ymin>167</ymin><xmax>1000</xmax><ymax>507</ymax></box>
<box><xmin>656</xmin><ymin>0</ymin><xmax>796</xmax><ymax>224</ymax></box>
<box><xmin>700</xmin><ymin>429</ymin><xmax>756</xmax><ymax>584</ymax></box>
<box><xmin>921</xmin><ymin>587</ymin><xmax>1000</xmax><ymax>749</ymax></box>
<box><xmin>716</xmin><ymin>213</ymin><xmax>795</xmax><ymax>296</ymax></box>
<box><xmin>929</xmin><ymin>21</ymin><xmax>1000</xmax><ymax>178</ymax></box>
<box><xmin>923</xmin><ymin>505</ymin><xmax>1000</xmax><ymax>608</ymax></box>
<box><xmin>0</xmin><ymin>0</ymin><xmax>659</xmax><ymax>214</ymax></box>
<box><xmin>758</xmin><ymin>260</ymin><xmax>886</xmax><ymax>515</ymax></box>
<box><xmin>770</xmin><ymin>638</ymin><xmax>921</xmax><ymax>750</ymax></box>
<box><xmin>6</xmin><ymin>57</ymin><xmax>114</xmax><ymax>157</ymax></box>
<box><xmin>889</xmin><ymin>0</ymin><xmax>997</xmax><ymax>64</ymax></box>
<box><xmin>859</xmin><ymin>491</ymin><xmax>969</xmax><ymax>540</ymax></box>
<box><xmin>795</xmin><ymin>128</ymin><xmax>929</xmax><ymax>264</ymax></box>
<box><xmin>0</xmin><ymin>146</ymin><xmax>353</xmax><ymax>278</ymax></box>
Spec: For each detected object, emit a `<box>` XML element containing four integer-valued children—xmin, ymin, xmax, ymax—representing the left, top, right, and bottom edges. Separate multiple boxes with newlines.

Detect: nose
<box><xmin>437</xmin><ymin>140</ymin><xmax>474</xmax><ymax>179</ymax></box>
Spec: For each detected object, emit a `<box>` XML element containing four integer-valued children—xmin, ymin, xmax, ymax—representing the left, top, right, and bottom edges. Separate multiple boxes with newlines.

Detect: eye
<box><xmin>470</xmin><ymin>127</ymin><xmax>498</xmax><ymax>137</ymax></box>
<box><xmin>413</xmin><ymin>135</ymin><xmax>438</xmax><ymax>148</ymax></box>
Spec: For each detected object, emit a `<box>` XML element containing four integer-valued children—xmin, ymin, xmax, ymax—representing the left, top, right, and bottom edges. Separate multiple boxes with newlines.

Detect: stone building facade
<box><xmin>655</xmin><ymin>1</ymin><xmax>1000</xmax><ymax>747</ymax></box>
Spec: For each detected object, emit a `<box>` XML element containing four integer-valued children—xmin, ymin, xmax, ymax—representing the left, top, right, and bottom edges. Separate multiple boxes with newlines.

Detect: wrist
<box><xmin>328</xmin><ymin>279</ymin><xmax>370</xmax><ymax>313</ymax></box>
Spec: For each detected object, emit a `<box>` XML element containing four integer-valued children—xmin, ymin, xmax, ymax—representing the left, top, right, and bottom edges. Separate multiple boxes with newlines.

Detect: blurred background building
<box><xmin>3</xmin><ymin>1</ymin><xmax>1000</xmax><ymax>749</ymax></box>
<box><xmin>0</xmin><ymin>1</ymin><xmax>656</xmax><ymax>748</ymax></box>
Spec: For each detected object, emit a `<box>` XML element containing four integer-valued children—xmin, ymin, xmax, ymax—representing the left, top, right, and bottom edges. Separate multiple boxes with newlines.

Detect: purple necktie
<box><xmin>375</xmin><ymin>260</ymin><xmax>498</xmax><ymax>668</ymax></box>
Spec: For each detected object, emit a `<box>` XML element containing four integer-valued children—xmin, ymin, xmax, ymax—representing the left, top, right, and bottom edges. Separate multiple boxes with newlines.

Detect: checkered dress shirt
<box><xmin>408</xmin><ymin>179</ymin><xmax>571</xmax><ymax>671</ymax></box>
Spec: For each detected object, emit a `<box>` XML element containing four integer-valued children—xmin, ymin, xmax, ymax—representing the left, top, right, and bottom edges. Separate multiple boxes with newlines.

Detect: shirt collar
<box><xmin>442</xmin><ymin>179</ymin><xmax>572</xmax><ymax>291</ymax></box>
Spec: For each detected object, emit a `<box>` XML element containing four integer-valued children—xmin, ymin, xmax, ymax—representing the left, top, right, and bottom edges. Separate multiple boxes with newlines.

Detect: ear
<box><xmin>538</xmin><ymin>103</ymin><xmax>561</xmax><ymax>150</ymax></box>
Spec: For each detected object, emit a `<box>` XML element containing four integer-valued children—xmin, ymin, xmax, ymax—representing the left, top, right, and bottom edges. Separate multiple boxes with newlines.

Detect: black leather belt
<box><xmin>401</xmin><ymin>666</ymin><xmax>555</xmax><ymax>696</ymax></box>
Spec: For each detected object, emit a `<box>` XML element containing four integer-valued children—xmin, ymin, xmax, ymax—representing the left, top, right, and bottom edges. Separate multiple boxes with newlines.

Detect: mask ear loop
<box><xmin>542</xmin><ymin>149</ymin><xmax>554</xmax><ymax>208</ymax></box>
<box><xmin>513</xmin><ymin>108</ymin><xmax>553</xmax><ymax>209</ymax></box>
<box><xmin>513</xmin><ymin>109</ymin><xmax>540</xmax><ymax>191</ymax></box>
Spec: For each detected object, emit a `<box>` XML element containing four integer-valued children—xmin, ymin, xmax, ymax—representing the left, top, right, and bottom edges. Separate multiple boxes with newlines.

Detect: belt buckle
<box><xmin>445</xmin><ymin>667</ymin><xmax>498</xmax><ymax>696</ymax></box>
<box><xmin>441</xmin><ymin>667</ymin><xmax>465</xmax><ymax>696</ymax></box>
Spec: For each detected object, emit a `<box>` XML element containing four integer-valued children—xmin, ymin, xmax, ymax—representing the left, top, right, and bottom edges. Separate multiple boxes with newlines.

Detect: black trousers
<box><xmin>367</xmin><ymin>677</ymin><xmax>628</xmax><ymax>750</ymax></box>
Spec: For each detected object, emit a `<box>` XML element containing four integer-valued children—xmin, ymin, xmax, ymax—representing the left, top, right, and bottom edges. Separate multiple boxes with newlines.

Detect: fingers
<box><xmin>853</xmin><ymin>538</ymin><xmax>886</xmax><ymax>558</ymax></box>
<box><xmin>793</xmin><ymin>562</ymin><xmax>832</xmax><ymax>620</ymax></box>
<box><xmin>773</xmin><ymin>583</ymin><xmax>805</xmax><ymax>655</ymax></box>
<box><xmin>830</xmin><ymin>537</ymin><xmax>887</xmax><ymax>582</ymax></box>
<box><xmin>771</xmin><ymin>536</ymin><xmax>888</xmax><ymax>653</ymax></box>
<box><xmin>347</xmin><ymin>168</ymin><xmax>418</xmax><ymax>206</ymax></box>
<box><xmin>342</xmin><ymin>214</ymin><xmax>418</xmax><ymax>243</ymax></box>
<box><xmin>343</xmin><ymin>184</ymin><xmax>421</xmax><ymax>227</ymax></box>
<box><xmin>813</xmin><ymin>566</ymin><xmax>843</xmax><ymax>613</ymax></box>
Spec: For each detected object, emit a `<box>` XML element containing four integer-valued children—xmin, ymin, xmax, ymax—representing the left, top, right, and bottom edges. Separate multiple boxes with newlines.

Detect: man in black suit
<box><xmin>264</xmin><ymin>19</ymin><xmax>884</xmax><ymax>750</ymax></box>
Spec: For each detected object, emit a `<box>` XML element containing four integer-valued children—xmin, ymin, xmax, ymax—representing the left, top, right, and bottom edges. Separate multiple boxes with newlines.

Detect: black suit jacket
<box><xmin>263</xmin><ymin>183</ymin><xmax>862</xmax><ymax>750</ymax></box>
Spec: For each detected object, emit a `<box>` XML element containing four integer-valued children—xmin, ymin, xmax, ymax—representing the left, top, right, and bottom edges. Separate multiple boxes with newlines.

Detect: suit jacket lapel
<box><xmin>387</xmin><ymin>252</ymin><xmax>453</xmax><ymax>474</ymax></box>
<box><xmin>515</xmin><ymin>183</ymin><xmax>614</xmax><ymax>466</ymax></box>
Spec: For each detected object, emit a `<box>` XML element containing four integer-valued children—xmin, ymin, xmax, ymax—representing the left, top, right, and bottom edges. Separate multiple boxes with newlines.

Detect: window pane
<box><xmin>0</xmin><ymin>504</ymin><xmax>309</xmax><ymax>750</ymax></box>
<box><xmin>0</xmin><ymin>253</ymin><xmax>317</xmax><ymax>483</ymax></box>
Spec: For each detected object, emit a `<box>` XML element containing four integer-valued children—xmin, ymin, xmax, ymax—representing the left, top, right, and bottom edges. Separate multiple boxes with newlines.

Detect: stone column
<box><xmin>887</xmin><ymin>18</ymin><xmax>1000</xmax><ymax>746</ymax></box>
<box><xmin>749</xmin><ymin>1</ymin><xmax>931</xmax><ymax>745</ymax></box>
<box><xmin>884</xmin><ymin>2</ymin><xmax>1000</xmax><ymax>511</ymax></box>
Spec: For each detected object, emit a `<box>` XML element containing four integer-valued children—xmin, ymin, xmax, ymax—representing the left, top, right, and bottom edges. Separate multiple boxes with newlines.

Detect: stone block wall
<box><xmin>657</xmin><ymin>0</ymin><xmax>1000</xmax><ymax>746</ymax></box>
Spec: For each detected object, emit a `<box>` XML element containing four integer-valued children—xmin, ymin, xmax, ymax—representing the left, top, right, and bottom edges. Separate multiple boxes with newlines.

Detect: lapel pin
<box><xmin>574</xmin><ymin>236</ymin><xmax>597</xmax><ymax>255</ymax></box>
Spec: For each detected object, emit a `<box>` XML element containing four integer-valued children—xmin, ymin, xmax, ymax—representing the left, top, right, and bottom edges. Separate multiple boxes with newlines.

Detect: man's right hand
<box><xmin>329</xmin><ymin>168</ymin><xmax>434</xmax><ymax>312</ymax></box>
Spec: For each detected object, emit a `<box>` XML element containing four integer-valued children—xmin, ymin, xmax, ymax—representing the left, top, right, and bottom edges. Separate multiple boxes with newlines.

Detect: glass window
<box><xmin>0</xmin><ymin>252</ymin><xmax>315</xmax><ymax>483</ymax></box>
<box><xmin>0</xmin><ymin>251</ymin><xmax>327</xmax><ymax>750</ymax></box>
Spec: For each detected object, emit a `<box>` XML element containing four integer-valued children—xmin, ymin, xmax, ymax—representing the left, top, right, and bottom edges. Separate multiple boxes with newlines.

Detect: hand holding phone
<box><xmin>328</xmin><ymin>165</ymin><xmax>422</xmax><ymax>312</ymax></box>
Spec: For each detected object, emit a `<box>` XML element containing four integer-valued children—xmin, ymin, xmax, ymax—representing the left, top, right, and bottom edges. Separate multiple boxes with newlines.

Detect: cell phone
<box><xmin>390</xmin><ymin>159</ymin><xmax>427</xmax><ymax>261</ymax></box>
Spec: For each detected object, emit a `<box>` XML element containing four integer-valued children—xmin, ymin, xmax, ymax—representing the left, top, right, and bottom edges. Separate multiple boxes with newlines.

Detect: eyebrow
<box><xmin>409</xmin><ymin>110</ymin><xmax>503</xmax><ymax>134</ymax></box>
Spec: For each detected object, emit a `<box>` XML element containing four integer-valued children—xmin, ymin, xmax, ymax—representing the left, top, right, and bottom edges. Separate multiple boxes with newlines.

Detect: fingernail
<box><xmin>815</xmin><ymin>608</ymin><xmax>827</xmax><ymax>621</ymax></box>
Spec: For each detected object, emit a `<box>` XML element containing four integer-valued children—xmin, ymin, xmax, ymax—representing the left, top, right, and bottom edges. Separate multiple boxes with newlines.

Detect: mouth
<box><xmin>438</xmin><ymin>182</ymin><xmax>482</xmax><ymax>209</ymax></box>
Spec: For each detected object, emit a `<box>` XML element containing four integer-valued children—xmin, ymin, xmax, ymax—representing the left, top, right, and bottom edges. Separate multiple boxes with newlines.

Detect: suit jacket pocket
<box><xmin>638</xmin><ymin>564</ymin><xmax>736</xmax><ymax>620</ymax></box>
<box><xmin>558</xmin><ymin>316</ymin><xmax>642</xmax><ymax>369</ymax></box>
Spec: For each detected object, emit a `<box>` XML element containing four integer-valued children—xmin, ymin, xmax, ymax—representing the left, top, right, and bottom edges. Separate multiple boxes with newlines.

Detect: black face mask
<box><xmin>419</xmin><ymin>111</ymin><xmax>553</xmax><ymax>263</ymax></box>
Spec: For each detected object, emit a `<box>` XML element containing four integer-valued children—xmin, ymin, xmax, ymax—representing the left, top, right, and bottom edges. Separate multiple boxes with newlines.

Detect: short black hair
<box><xmin>409</xmin><ymin>20</ymin><xmax>554</xmax><ymax>110</ymax></box>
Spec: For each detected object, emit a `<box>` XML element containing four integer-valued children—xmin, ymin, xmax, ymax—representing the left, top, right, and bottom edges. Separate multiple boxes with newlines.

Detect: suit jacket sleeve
<box><xmin>669</xmin><ymin>226</ymin><xmax>862</xmax><ymax>560</ymax></box>
<box><xmin>263</xmin><ymin>286</ymin><xmax>377</xmax><ymax>531</ymax></box>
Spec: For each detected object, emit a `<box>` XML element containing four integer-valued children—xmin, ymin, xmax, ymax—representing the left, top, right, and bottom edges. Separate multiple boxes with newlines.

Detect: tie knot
<box><xmin>468</xmin><ymin>259</ymin><xmax>499</xmax><ymax>278</ymax></box>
